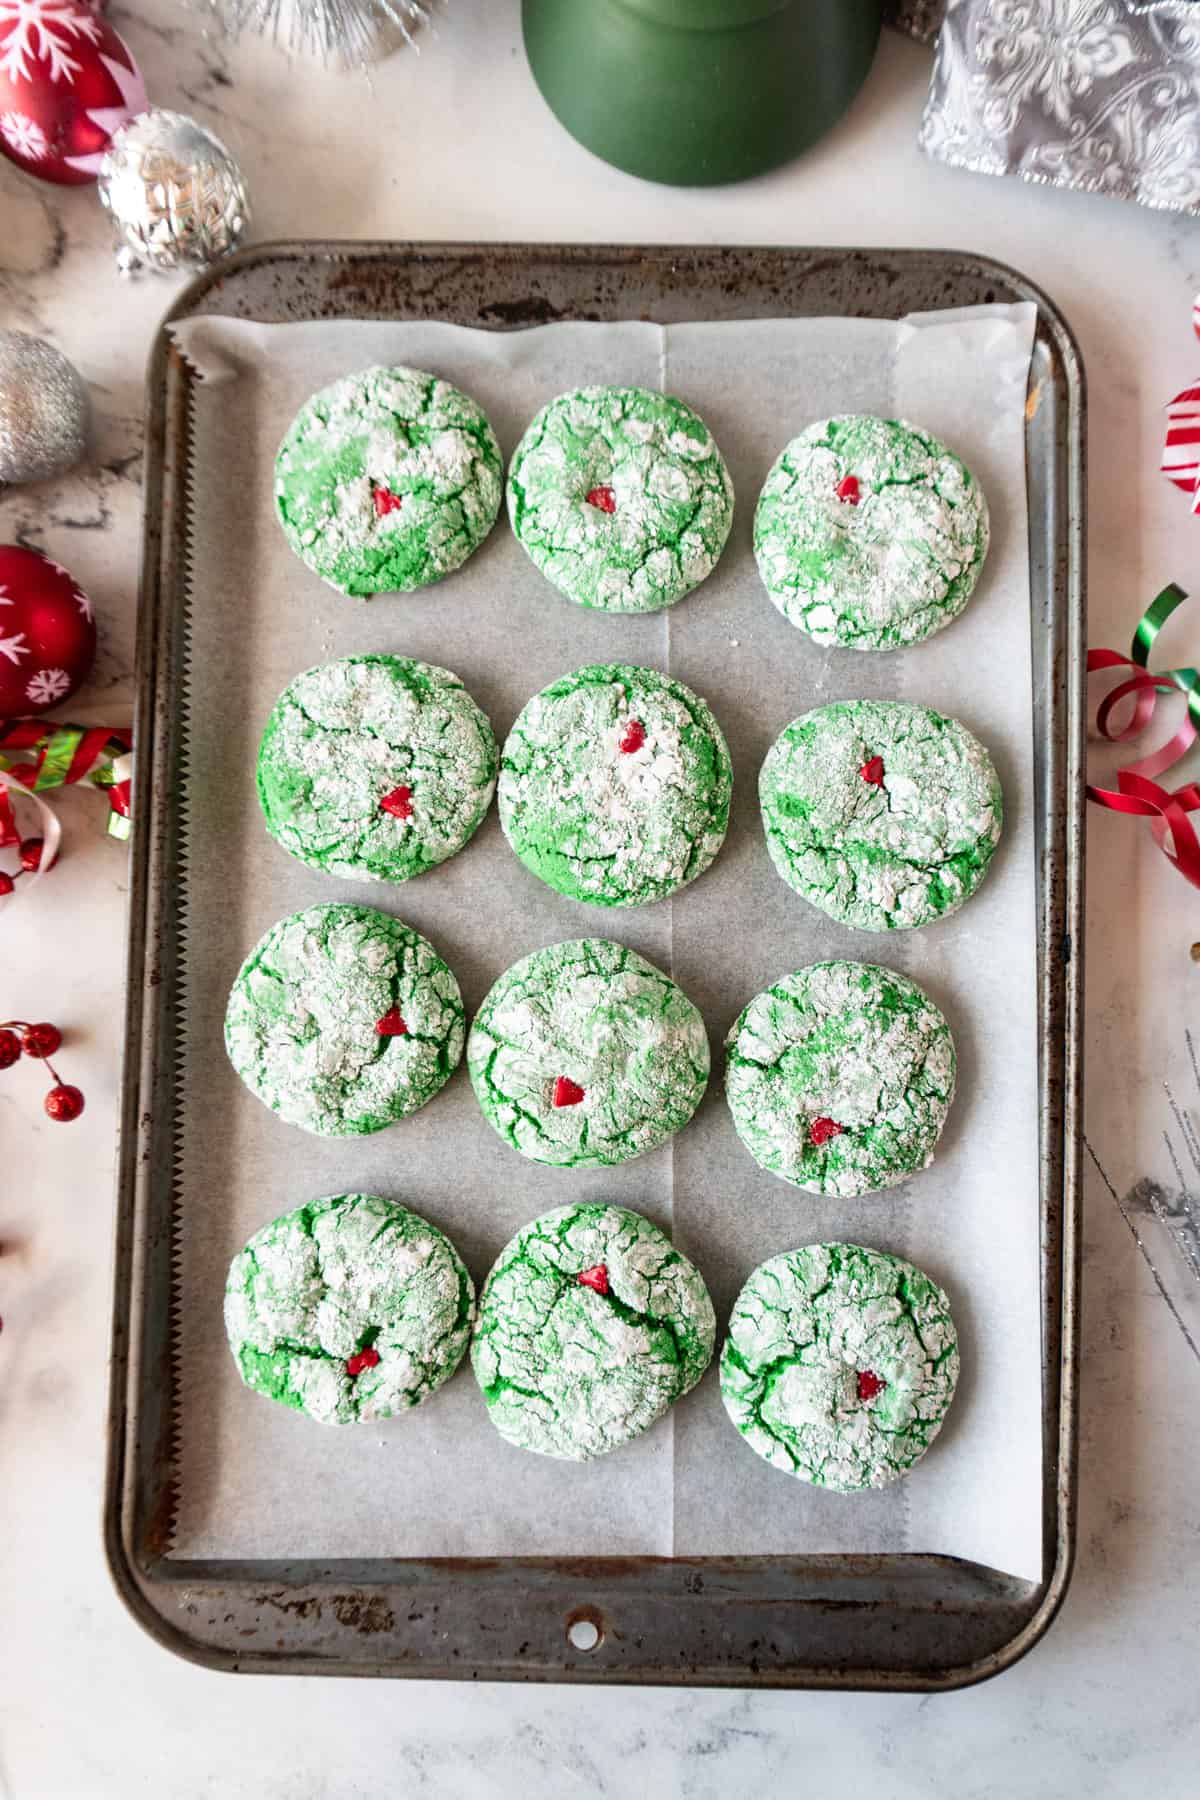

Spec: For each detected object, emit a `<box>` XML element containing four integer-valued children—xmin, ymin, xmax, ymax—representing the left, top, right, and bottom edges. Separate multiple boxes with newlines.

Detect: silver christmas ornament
<box><xmin>97</xmin><ymin>109</ymin><xmax>250</xmax><ymax>277</ymax></box>
<box><xmin>211</xmin><ymin>0</ymin><xmax>435</xmax><ymax>67</ymax></box>
<box><xmin>0</xmin><ymin>332</ymin><xmax>90</xmax><ymax>487</ymax></box>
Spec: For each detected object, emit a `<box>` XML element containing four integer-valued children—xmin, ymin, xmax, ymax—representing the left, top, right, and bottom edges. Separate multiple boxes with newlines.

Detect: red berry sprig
<box><xmin>0</xmin><ymin>837</ymin><xmax>55</xmax><ymax>897</ymax></box>
<box><xmin>0</xmin><ymin>1020</ymin><xmax>84</xmax><ymax>1122</ymax></box>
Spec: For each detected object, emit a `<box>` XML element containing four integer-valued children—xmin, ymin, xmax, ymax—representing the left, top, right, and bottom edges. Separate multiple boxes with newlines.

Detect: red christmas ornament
<box><xmin>21</xmin><ymin>1019</ymin><xmax>61</xmax><ymax>1057</ymax></box>
<box><xmin>0</xmin><ymin>0</ymin><xmax>146</xmax><ymax>186</ymax></box>
<box><xmin>0</xmin><ymin>1027</ymin><xmax>20</xmax><ymax>1068</ymax></box>
<box><xmin>552</xmin><ymin>1076</ymin><xmax>585</xmax><ymax>1108</ymax></box>
<box><xmin>44</xmin><ymin>1081</ymin><xmax>84</xmax><ymax>1121</ymax></box>
<box><xmin>576</xmin><ymin>1263</ymin><xmax>609</xmax><ymax>1296</ymax></box>
<box><xmin>0</xmin><ymin>547</ymin><xmax>96</xmax><ymax>717</ymax></box>
<box><xmin>0</xmin><ymin>870</ymin><xmax>13</xmax><ymax>896</ymax></box>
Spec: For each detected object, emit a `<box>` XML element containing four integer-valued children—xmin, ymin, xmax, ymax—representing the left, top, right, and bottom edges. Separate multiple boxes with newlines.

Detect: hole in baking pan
<box><xmin>565</xmin><ymin>1610</ymin><xmax>603</xmax><ymax>1652</ymax></box>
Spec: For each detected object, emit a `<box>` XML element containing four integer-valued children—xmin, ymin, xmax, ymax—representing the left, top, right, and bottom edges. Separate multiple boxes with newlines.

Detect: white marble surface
<box><xmin>2</xmin><ymin>4</ymin><xmax>1199</xmax><ymax>1793</ymax></box>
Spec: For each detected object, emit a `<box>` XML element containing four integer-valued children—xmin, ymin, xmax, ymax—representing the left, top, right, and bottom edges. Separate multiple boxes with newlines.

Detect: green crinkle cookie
<box><xmin>256</xmin><ymin>655</ymin><xmax>498</xmax><ymax>884</ymax></box>
<box><xmin>721</xmin><ymin>1241</ymin><xmax>960</xmax><ymax>1491</ymax></box>
<box><xmin>471</xmin><ymin>1203</ymin><xmax>715</xmax><ymax>1459</ymax></box>
<box><xmin>724</xmin><ymin>960</ymin><xmax>956</xmax><ymax>1198</ymax></box>
<box><xmin>274</xmin><ymin>365</ymin><xmax>503</xmax><ymax>596</ymax></box>
<box><xmin>754</xmin><ymin>415</ymin><xmax>989</xmax><ymax>649</ymax></box>
<box><xmin>759</xmin><ymin>699</ymin><xmax>1003</xmax><ymax>931</ymax></box>
<box><xmin>498</xmin><ymin>662</ymin><xmax>732</xmax><ymax>908</ymax></box>
<box><xmin>506</xmin><ymin>385</ymin><xmax>734</xmax><ymax>613</ymax></box>
<box><xmin>467</xmin><ymin>937</ymin><xmax>710</xmax><ymax>1168</ymax></box>
<box><xmin>224</xmin><ymin>1193</ymin><xmax>475</xmax><ymax>1425</ymax></box>
<box><xmin>224</xmin><ymin>903</ymin><xmax>464</xmax><ymax>1137</ymax></box>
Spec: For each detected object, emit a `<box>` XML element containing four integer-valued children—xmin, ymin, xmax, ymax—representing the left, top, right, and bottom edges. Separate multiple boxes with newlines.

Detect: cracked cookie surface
<box><xmin>256</xmin><ymin>655</ymin><xmax>498</xmax><ymax>883</ymax></box>
<box><xmin>275</xmin><ymin>365</ymin><xmax>503</xmax><ymax>596</ymax></box>
<box><xmin>498</xmin><ymin>663</ymin><xmax>732</xmax><ymax>908</ymax></box>
<box><xmin>225</xmin><ymin>903</ymin><xmax>464</xmax><ymax>1136</ymax></box>
<box><xmin>225</xmin><ymin>1193</ymin><xmax>475</xmax><ymax>1425</ymax></box>
<box><xmin>471</xmin><ymin>1203</ymin><xmax>715</xmax><ymax>1459</ymax></box>
<box><xmin>753</xmin><ymin>415</ymin><xmax>989</xmax><ymax>649</ymax></box>
<box><xmin>724</xmin><ymin>960</ymin><xmax>955</xmax><ymax>1197</ymax></box>
<box><xmin>721</xmin><ymin>1241</ymin><xmax>959</xmax><ymax>1490</ymax></box>
<box><xmin>506</xmin><ymin>385</ymin><xmax>734</xmax><ymax>613</ymax></box>
<box><xmin>467</xmin><ymin>938</ymin><xmax>709</xmax><ymax>1168</ymax></box>
<box><xmin>759</xmin><ymin>699</ymin><xmax>1003</xmax><ymax>931</ymax></box>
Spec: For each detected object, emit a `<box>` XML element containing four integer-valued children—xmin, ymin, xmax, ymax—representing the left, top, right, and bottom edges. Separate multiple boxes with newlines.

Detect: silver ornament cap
<box><xmin>97</xmin><ymin>108</ymin><xmax>250</xmax><ymax>277</ymax></box>
<box><xmin>0</xmin><ymin>332</ymin><xmax>90</xmax><ymax>487</ymax></box>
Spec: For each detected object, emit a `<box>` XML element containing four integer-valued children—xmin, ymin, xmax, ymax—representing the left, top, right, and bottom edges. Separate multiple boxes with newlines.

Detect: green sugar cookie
<box><xmin>754</xmin><ymin>415</ymin><xmax>989</xmax><ymax>649</ymax></box>
<box><xmin>274</xmin><ymin>366</ymin><xmax>503</xmax><ymax>596</ymax></box>
<box><xmin>467</xmin><ymin>938</ymin><xmax>709</xmax><ymax>1168</ymax></box>
<box><xmin>759</xmin><ymin>699</ymin><xmax>1003</xmax><ymax>931</ymax></box>
<box><xmin>506</xmin><ymin>385</ymin><xmax>734</xmax><ymax>613</ymax></box>
<box><xmin>472</xmin><ymin>1203</ymin><xmax>715</xmax><ymax>1460</ymax></box>
<box><xmin>721</xmin><ymin>1242</ymin><xmax>960</xmax><ymax>1490</ymax></box>
<box><xmin>724</xmin><ymin>961</ymin><xmax>955</xmax><ymax>1198</ymax></box>
<box><xmin>498</xmin><ymin>663</ymin><xmax>732</xmax><ymax>908</ymax></box>
<box><xmin>256</xmin><ymin>655</ymin><xmax>498</xmax><ymax>884</ymax></box>
<box><xmin>224</xmin><ymin>1193</ymin><xmax>475</xmax><ymax>1426</ymax></box>
<box><xmin>224</xmin><ymin>903</ymin><xmax>464</xmax><ymax>1137</ymax></box>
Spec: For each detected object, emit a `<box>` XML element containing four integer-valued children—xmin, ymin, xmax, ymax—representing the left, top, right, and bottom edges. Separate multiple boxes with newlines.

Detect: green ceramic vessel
<box><xmin>522</xmin><ymin>0</ymin><xmax>884</xmax><ymax>187</ymax></box>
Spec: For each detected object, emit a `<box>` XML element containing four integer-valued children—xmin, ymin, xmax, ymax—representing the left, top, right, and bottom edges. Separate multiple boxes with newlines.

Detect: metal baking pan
<box><xmin>105</xmin><ymin>243</ymin><xmax>1084</xmax><ymax>1688</ymax></box>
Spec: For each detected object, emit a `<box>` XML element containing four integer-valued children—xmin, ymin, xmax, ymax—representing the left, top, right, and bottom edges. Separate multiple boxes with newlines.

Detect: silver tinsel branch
<box><xmin>210</xmin><ymin>0</ymin><xmax>436</xmax><ymax>64</ymax></box>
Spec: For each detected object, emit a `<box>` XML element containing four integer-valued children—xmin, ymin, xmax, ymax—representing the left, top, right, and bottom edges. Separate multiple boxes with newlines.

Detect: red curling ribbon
<box><xmin>1087</xmin><ymin>583</ymin><xmax>1200</xmax><ymax>888</ymax></box>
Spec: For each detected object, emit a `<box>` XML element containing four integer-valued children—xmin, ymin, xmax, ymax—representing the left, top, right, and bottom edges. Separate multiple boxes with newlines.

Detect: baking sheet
<box><xmin>168</xmin><ymin>304</ymin><xmax>1041</xmax><ymax>1581</ymax></box>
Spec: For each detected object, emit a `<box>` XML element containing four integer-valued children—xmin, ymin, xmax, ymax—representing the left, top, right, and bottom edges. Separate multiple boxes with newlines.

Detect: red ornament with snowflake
<box><xmin>0</xmin><ymin>0</ymin><xmax>145</xmax><ymax>186</ymax></box>
<box><xmin>0</xmin><ymin>545</ymin><xmax>96</xmax><ymax>718</ymax></box>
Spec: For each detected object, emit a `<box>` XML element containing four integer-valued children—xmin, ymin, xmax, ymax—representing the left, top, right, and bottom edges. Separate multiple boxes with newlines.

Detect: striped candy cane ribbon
<box><xmin>1162</xmin><ymin>294</ymin><xmax>1200</xmax><ymax>504</ymax></box>
<box><xmin>0</xmin><ymin>720</ymin><xmax>132</xmax><ymax>839</ymax></box>
<box><xmin>1088</xmin><ymin>583</ymin><xmax>1200</xmax><ymax>888</ymax></box>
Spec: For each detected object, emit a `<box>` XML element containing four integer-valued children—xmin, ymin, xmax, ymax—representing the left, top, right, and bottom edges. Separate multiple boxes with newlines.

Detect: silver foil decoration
<box><xmin>209</xmin><ymin>0</ymin><xmax>433</xmax><ymax>66</ymax></box>
<box><xmin>0</xmin><ymin>331</ymin><xmax>89</xmax><ymax>487</ymax></box>
<box><xmin>97</xmin><ymin>109</ymin><xmax>250</xmax><ymax>277</ymax></box>
<box><xmin>920</xmin><ymin>0</ymin><xmax>1200</xmax><ymax>216</ymax></box>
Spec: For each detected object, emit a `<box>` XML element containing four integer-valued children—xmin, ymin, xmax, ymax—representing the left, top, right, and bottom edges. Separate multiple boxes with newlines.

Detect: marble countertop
<box><xmin>3</xmin><ymin>3</ymin><xmax>1198</xmax><ymax>1793</ymax></box>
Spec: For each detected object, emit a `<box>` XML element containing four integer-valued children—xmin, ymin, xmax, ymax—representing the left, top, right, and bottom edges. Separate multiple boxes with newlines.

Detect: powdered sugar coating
<box><xmin>224</xmin><ymin>1193</ymin><xmax>474</xmax><ymax>1425</ymax></box>
<box><xmin>224</xmin><ymin>903</ymin><xmax>464</xmax><ymax>1136</ymax></box>
<box><xmin>724</xmin><ymin>960</ymin><xmax>955</xmax><ymax>1197</ymax></box>
<box><xmin>256</xmin><ymin>655</ymin><xmax>498</xmax><ymax>883</ymax></box>
<box><xmin>467</xmin><ymin>938</ymin><xmax>710</xmax><ymax>1168</ymax></box>
<box><xmin>721</xmin><ymin>1242</ymin><xmax>960</xmax><ymax>1490</ymax></box>
<box><xmin>507</xmin><ymin>385</ymin><xmax>734</xmax><ymax>613</ymax></box>
<box><xmin>759</xmin><ymin>699</ymin><xmax>1003</xmax><ymax>931</ymax></box>
<box><xmin>275</xmin><ymin>365</ymin><xmax>503</xmax><ymax>596</ymax></box>
<box><xmin>472</xmin><ymin>1203</ymin><xmax>715</xmax><ymax>1459</ymax></box>
<box><xmin>498</xmin><ymin>663</ymin><xmax>732</xmax><ymax>907</ymax></box>
<box><xmin>754</xmin><ymin>415</ymin><xmax>989</xmax><ymax>649</ymax></box>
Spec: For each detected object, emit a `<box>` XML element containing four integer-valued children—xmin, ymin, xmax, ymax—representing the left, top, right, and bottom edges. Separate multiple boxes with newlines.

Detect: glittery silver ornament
<box><xmin>210</xmin><ymin>0</ymin><xmax>435</xmax><ymax>67</ymax></box>
<box><xmin>97</xmin><ymin>109</ymin><xmax>250</xmax><ymax>277</ymax></box>
<box><xmin>0</xmin><ymin>332</ymin><xmax>90</xmax><ymax>487</ymax></box>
